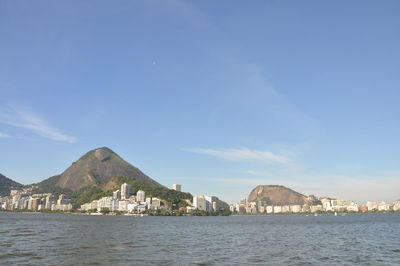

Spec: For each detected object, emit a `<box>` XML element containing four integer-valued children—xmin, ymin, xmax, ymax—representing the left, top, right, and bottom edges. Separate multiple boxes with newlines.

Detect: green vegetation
<box><xmin>33</xmin><ymin>175</ymin><xmax>72</xmax><ymax>195</ymax></box>
<box><xmin>70</xmin><ymin>186</ymin><xmax>113</xmax><ymax>207</ymax></box>
<box><xmin>100</xmin><ymin>208</ymin><xmax>110</xmax><ymax>215</ymax></box>
<box><xmin>0</xmin><ymin>173</ymin><xmax>24</xmax><ymax>196</ymax></box>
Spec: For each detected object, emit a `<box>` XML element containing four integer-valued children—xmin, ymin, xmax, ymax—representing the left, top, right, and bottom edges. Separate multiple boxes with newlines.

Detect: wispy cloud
<box><xmin>0</xmin><ymin>132</ymin><xmax>10</xmax><ymax>138</ymax></box>
<box><xmin>185</xmin><ymin>148</ymin><xmax>287</xmax><ymax>163</ymax></box>
<box><xmin>0</xmin><ymin>105</ymin><xmax>77</xmax><ymax>143</ymax></box>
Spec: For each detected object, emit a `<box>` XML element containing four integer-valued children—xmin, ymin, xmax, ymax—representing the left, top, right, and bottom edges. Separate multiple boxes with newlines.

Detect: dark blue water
<box><xmin>0</xmin><ymin>212</ymin><xmax>399</xmax><ymax>265</ymax></box>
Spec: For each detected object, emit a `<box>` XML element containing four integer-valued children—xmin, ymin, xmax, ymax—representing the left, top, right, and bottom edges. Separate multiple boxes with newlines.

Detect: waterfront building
<box><xmin>27</xmin><ymin>197</ymin><xmax>33</xmax><ymax>210</ymax></box>
<box><xmin>137</xmin><ymin>204</ymin><xmax>146</xmax><ymax>213</ymax></box>
<box><xmin>320</xmin><ymin>198</ymin><xmax>333</xmax><ymax>211</ymax></box>
<box><xmin>121</xmin><ymin>183</ymin><xmax>132</xmax><ymax>200</ymax></box>
<box><xmin>331</xmin><ymin>199</ymin><xmax>349</xmax><ymax>212</ymax></box>
<box><xmin>273</xmin><ymin>206</ymin><xmax>282</xmax><ymax>213</ymax></box>
<box><xmin>136</xmin><ymin>190</ymin><xmax>145</xmax><ymax>202</ymax></box>
<box><xmin>346</xmin><ymin>204</ymin><xmax>359</xmax><ymax>212</ymax></box>
<box><xmin>52</xmin><ymin>203</ymin><xmax>72</xmax><ymax>211</ymax></box>
<box><xmin>146</xmin><ymin>197</ymin><xmax>152</xmax><ymax>207</ymax></box>
<box><xmin>366</xmin><ymin>201</ymin><xmax>378</xmax><ymax>211</ymax></box>
<box><xmin>258</xmin><ymin>206</ymin><xmax>266</xmax><ymax>213</ymax></box>
<box><xmin>236</xmin><ymin>204</ymin><xmax>246</xmax><ymax>214</ymax></box>
<box><xmin>282</xmin><ymin>205</ymin><xmax>290</xmax><ymax>213</ymax></box>
<box><xmin>97</xmin><ymin>196</ymin><xmax>113</xmax><ymax>211</ymax></box>
<box><xmin>377</xmin><ymin>202</ymin><xmax>390</xmax><ymax>211</ymax></box>
<box><xmin>127</xmin><ymin>203</ymin><xmax>137</xmax><ymax>213</ymax></box>
<box><xmin>290</xmin><ymin>205</ymin><xmax>301</xmax><ymax>213</ymax></box>
<box><xmin>310</xmin><ymin>205</ymin><xmax>323</xmax><ymax>213</ymax></box>
<box><xmin>31</xmin><ymin>198</ymin><xmax>40</xmax><ymax>210</ymax></box>
<box><xmin>193</xmin><ymin>196</ymin><xmax>207</xmax><ymax>211</ymax></box>
<box><xmin>266</xmin><ymin>206</ymin><xmax>274</xmax><ymax>214</ymax></box>
<box><xmin>117</xmin><ymin>200</ymin><xmax>127</xmax><ymax>212</ymax></box>
<box><xmin>45</xmin><ymin>194</ymin><xmax>56</xmax><ymax>209</ymax></box>
<box><xmin>151</xmin><ymin>197</ymin><xmax>161</xmax><ymax>207</ymax></box>
<box><xmin>172</xmin><ymin>184</ymin><xmax>182</xmax><ymax>192</ymax></box>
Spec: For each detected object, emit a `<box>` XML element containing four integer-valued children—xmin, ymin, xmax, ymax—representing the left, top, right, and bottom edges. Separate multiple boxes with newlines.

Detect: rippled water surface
<box><xmin>0</xmin><ymin>212</ymin><xmax>399</xmax><ymax>265</ymax></box>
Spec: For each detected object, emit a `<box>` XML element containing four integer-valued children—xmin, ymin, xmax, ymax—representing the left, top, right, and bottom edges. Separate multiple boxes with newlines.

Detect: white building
<box><xmin>331</xmin><ymin>199</ymin><xmax>349</xmax><ymax>212</ymax></box>
<box><xmin>378</xmin><ymin>202</ymin><xmax>391</xmax><ymax>211</ymax></box>
<box><xmin>273</xmin><ymin>206</ymin><xmax>282</xmax><ymax>213</ymax></box>
<box><xmin>320</xmin><ymin>198</ymin><xmax>333</xmax><ymax>211</ymax></box>
<box><xmin>52</xmin><ymin>203</ymin><xmax>72</xmax><ymax>211</ymax></box>
<box><xmin>310</xmin><ymin>205</ymin><xmax>323</xmax><ymax>213</ymax></box>
<box><xmin>393</xmin><ymin>201</ymin><xmax>400</xmax><ymax>211</ymax></box>
<box><xmin>193</xmin><ymin>196</ymin><xmax>207</xmax><ymax>211</ymax></box>
<box><xmin>290</xmin><ymin>205</ymin><xmax>302</xmax><ymax>213</ymax></box>
<box><xmin>121</xmin><ymin>183</ymin><xmax>132</xmax><ymax>200</ymax></box>
<box><xmin>282</xmin><ymin>205</ymin><xmax>290</xmax><ymax>213</ymax></box>
<box><xmin>366</xmin><ymin>201</ymin><xmax>378</xmax><ymax>211</ymax></box>
<box><xmin>136</xmin><ymin>190</ymin><xmax>145</xmax><ymax>202</ymax></box>
<box><xmin>172</xmin><ymin>184</ymin><xmax>182</xmax><ymax>192</ymax></box>
<box><xmin>346</xmin><ymin>204</ymin><xmax>359</xmax><ymax>212</ymax></box>
<box><xmin>97</xmin><ymin>196</ymin><xmax>113</xmax><ymax>211</ymax></box>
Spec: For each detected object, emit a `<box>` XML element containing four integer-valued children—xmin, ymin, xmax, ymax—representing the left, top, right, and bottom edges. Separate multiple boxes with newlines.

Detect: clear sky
<box><xmin>1</xmin><ymin>0</ymin><xmax>399</xmax><ymax>203</ymax></box>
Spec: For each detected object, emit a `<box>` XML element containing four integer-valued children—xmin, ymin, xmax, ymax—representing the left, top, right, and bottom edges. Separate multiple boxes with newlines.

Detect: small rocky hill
<box><xmin>248</xmin><ymin>185</ymin><xmax>309</xmax><ymax>205</ymax></box>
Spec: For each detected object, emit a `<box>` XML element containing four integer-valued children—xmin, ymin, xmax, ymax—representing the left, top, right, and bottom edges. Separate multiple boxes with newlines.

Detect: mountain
<box><xmin>248</xmin><ymin>185</ymin><xmax>310</xmax><ymax>205</ymax></box>
<box><xmin>38</xmin><ymin>147</ymin><xmax>164</xmax><ymax>191</ymax></box>
<box><xmin>0</xmin><ymin>173</ymin><xmax>23</xmax><ymax>196</ymax></box>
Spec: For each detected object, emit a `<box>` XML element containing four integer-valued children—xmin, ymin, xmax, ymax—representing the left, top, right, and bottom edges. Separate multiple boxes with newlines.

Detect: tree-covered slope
<box><xmin>0</xmin><ymin>173</ymin><xmax>23</xmax><ymax>196</ymax></box>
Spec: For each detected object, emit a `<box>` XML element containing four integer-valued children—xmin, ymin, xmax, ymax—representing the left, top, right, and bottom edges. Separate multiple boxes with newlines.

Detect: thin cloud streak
<box><xmin>0</xmin><ymin>105</ymin><xmax>77</xmax><ymax>143</ymax></box>
<box><xmin>0</xmin><ymin>132</ymin><xmax>10</xmax><ymax>138</ymax></box>
<box><xmin>185</xmin><ymin>148</ymin><xmax>287</xmax><ymax>163</ymax></box>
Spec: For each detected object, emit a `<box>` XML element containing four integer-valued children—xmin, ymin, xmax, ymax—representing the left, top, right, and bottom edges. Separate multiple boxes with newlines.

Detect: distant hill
<box><xmin>248</xmin><ymin>185</ymin><xmax>310</xmax><ymax>205</ymax></box>
<box><xmin>37</xmin><ymin>147</ymin><xmax>164</xmax><ymax>192</ymax></box>
<box><xmin>0</xmin><ymin>173</ymin><xmax>23</xmax><ymax>196</ymax></box>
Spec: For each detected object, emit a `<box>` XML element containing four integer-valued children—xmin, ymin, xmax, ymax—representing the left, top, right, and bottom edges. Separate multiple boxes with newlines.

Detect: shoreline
<box><xmin>1</xmin><ymin>210</ymin><xmax>399</xmax><ymax>217</ymax></box>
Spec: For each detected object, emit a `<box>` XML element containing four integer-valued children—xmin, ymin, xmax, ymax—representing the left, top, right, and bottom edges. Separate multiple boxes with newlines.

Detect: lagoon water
<box><xmin>0</xmin><ymin>212</ymin><xmax>399</xmax><ymax>265</ymax></box>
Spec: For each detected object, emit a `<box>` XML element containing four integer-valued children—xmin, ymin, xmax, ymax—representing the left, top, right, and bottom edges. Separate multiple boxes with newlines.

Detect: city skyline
<box><xmin>1</xmin><ymin>1</ymin><xmax>400</xmax><ymax>203</ymax></box>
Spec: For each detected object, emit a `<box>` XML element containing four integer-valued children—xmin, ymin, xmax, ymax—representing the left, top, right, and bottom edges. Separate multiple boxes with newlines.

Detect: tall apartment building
<box><xmin>121</xmin><ymin>183</ymin><xmax>132</xmax><ymax>200</ymax></box>
<box><xmin>136</xmin><ymin>190</ymin><xmax>145</xmax><ymax>202</ymax></box>
<box><xmin>193</xmin><ymin>196</ymin><xmax>207</xmax><ymax>211</ymax></box>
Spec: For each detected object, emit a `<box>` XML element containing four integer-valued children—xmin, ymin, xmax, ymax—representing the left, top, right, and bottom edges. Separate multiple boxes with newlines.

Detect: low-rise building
<box><xmin>273</xmin><ymin>206</ymin><xmax>282</xmax><ymax>213</ymax></box>
<box><xmin>266</xmin><ymin>206</ymin><xmax>274</xmax><ymax>214</ymax></box>
<box><xmin>310</xmin><ymin>205</ymin><xmax>323</xmax><ymax>213</ymax></box>
<box><xmin>290</xmin><ymin>205</ymin><xmax>301</xmax><ymax>213</ymax></box>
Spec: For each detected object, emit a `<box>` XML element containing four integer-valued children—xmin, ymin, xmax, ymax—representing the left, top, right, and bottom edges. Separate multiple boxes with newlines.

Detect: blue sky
<box><xmin>1</xmin><ymin>0</ymin><xmax>399</xmax><ymax>203</ymax></box>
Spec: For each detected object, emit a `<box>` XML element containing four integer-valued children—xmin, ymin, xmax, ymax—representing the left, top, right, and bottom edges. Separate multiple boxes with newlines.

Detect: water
<box><xmin>0</xmin><ymin>212</ymin><xmax>399</xmax><ymax>265</ymax></box>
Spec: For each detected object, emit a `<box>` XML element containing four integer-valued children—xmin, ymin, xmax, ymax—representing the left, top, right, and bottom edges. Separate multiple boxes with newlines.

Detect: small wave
<box><xmin>15</xmin><ymin>228</ymin><xmax>33</xmax><ymax>233</ymax></box>
<box><xmin>80</xmin><ymin>246</ymin><xmax>93</xmax><ymax>249</ymax></box>
<box><xmin>12</xmin><ymin>233</ymin><xmax>37</xmax><ymax>237</ymax></box>
<box><xmin>0</xmin><ymin>252</ymin><xmax>38</xmax><ymax>259</ymax></box>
